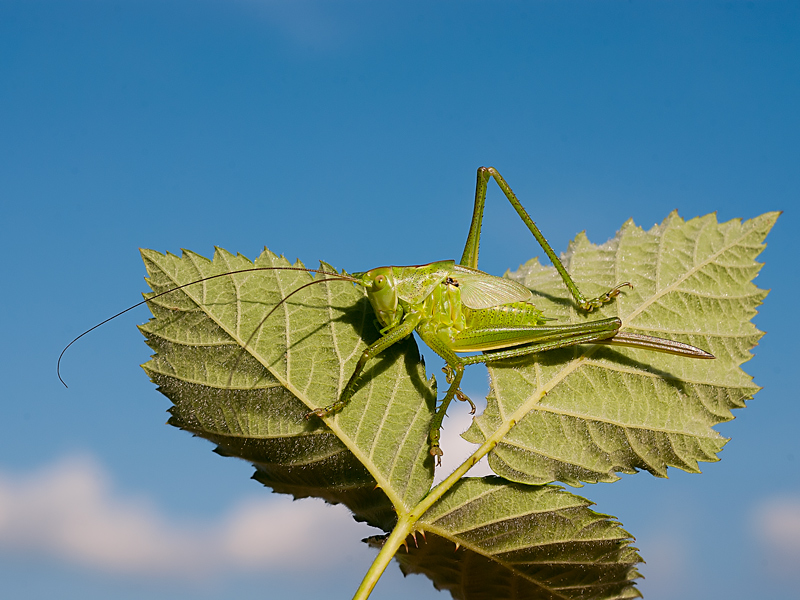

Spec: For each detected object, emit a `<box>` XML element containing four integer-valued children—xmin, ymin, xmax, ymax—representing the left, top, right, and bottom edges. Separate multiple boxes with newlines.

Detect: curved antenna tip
<box><xmin>56</xmin><ymin>264</ymin><xmax>358</xmax><ymax>389</ymax></box>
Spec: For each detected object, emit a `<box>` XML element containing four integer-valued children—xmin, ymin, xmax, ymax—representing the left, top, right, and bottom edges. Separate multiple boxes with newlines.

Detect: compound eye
<box><xmin>373</xmin><ymin>274</ymin><xmax>387</xmax><ymax>291</ymax></box>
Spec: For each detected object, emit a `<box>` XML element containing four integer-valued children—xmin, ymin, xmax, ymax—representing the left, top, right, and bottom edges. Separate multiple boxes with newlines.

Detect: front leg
<box><xmin>307</xmin><ymin>319</ymin><xmax>417</xmax><ymax>418</ymax></box>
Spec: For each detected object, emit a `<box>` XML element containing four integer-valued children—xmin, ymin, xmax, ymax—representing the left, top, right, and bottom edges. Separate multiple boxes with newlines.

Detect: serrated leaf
<box><xmin>372</xmin><ymin>478</ymin><xmax>641</xmax><ymax>600</ymax></box>
<box><xmin>134</xmin><ymin>211</ymin><xmax>775</xmax><ymax>600</ymax></box>
<box><xmin>464</xmin><ymin>211</ymin><xmax>778</xmax><ymax>486</ymax></box>
<box><xmin>138</xmin><ymin>247</ymin><xmax>436</xmax><ymax>530</ymax></box>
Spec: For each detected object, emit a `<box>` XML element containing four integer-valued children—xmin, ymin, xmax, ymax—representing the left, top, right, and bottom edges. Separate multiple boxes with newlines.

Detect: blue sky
<box><xmin>1</xmin><ymin>1</ymin><xmax>799</xmax><ymax>598</ymax></box>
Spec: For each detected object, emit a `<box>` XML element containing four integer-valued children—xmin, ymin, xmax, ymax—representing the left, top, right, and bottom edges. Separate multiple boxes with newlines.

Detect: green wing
<box><xmin>453</xmin><ymin>265</ymin><xmax>533</xmax><ymax>309</ymax></box>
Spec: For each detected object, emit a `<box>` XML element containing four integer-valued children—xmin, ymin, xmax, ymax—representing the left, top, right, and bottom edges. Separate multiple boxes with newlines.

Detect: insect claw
<box><xmin>441</xmin><ymin>365</ymin><xmax>455</xmax><ymax>385</ymax></box>
<box><xmin>429</xmin><ymin>427</ymin><xmax>444</xmax><ymax>465</ymax></box>
<box><xmin>456</xmin><ymin>390</ymin><xmax>476</xmax><ymax>414</ymax></box>
<box><xmin>430</xmin><ymin>444</ymin><xmax>443</xmax><ymax>466</ymax></box>
<box><xmin>305</xmin><ymin>407</ymin><xmax>329</xmax><ymax>420</ymax></box>
<box><xmin>580</xmin><ymin>282</ymin><xmax>633</xmax><ymax>311</ymax></box>
<box><xmin>608</xmin><ymin>281</ymin><xmax>633</xmax><ymax>299</ymax></box>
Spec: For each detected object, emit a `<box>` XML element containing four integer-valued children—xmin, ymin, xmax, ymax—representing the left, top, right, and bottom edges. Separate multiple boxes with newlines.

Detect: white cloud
<box><xmin>433</xmin><ymin>401</ymin><xmax>493</xmax><ymax>485</ymax></box>
<box><xmin>752</xmin><ymin>495</ymin><xmax>800</xmax><ymax>578</ymax></box>
<box><xmin>636</xmin><ymin>529</ymin><xmax>691</xmax><ymax>596</ymax></box>
<box><xmin>0</xmin><ymin>455</ymin><xmax>368</xmax><ymax>579</ymax></box>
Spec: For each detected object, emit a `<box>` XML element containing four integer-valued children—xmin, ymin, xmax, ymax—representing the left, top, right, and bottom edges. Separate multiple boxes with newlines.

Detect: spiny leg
<box><xmin>460</xmin><ymin>166</ymin><xmax>631</xmax><ymax>311</ymax></box>
<box><xmin>461</xmin><ymin>326</ymin><xmax>623</xmax><ymax>368</ymax></box>
<box><xmin>425</xmin><ymin>324</ymin><xmax>622</xmax><ymax>464</ymax></box>
<box><xmin>427</xmin><ymin>360</ymin><xmax>465</xmax><ymax>465</ymax></box>
<box><xmin>442</xmin><ymin>364</ymin><xmax>476</xmax><ymax>414</ymax></box>
<box><xmin>417</xmin><ymin>328</ymin><xmax>472</xmax><ymax>464</ymax></box>
<box><xmin>307</xmin><ymin>319</ymin><xmax>417</xmax><ymax>418</ymax></box>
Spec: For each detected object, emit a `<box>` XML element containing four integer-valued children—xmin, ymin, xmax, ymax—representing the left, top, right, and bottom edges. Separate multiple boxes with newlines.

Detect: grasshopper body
<box><xmin>59</xmin><ymin>167</ymin><xmax>713</xmax><ymax>463</ymax></box>
<box><xmin>330</xmin><ymin>252</ymin><xmax>710</xmax><ymax>461</ymax></box>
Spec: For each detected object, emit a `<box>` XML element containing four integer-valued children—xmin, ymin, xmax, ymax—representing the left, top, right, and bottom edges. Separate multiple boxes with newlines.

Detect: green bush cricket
<box><xmin>58</xmin><ymin>167</ymin><xmax>713</xmax><ymax>463</ymax></box>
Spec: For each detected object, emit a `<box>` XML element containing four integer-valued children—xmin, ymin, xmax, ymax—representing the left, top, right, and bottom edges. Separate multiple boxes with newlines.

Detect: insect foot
<box><xmin>455</xmin><ymin>389</ymin><xmax>476</xmax><ymax>415</ymax></box>
<box><xmin>305</xmin><ymin>386</ymin><xmax>358</xmax><ymax>420</ymax></box>
<box><xmin>305</xmin><ymin>404</ymin><xmax>340</xmax><ymax>420</ymax></box>
<box><xmin>429</xmin><ymin>428</ymin><xmax>444</xmax><ymax>465</ymax></box>
<box><xmin>441</xmin><ymin>366</ymin><xmax>475</xmax><ymax>413</ymax></box>
<box><xmin>579</xmin><ymin>282</ymin><xmax>633</xmax><ymax>312</ymax></box>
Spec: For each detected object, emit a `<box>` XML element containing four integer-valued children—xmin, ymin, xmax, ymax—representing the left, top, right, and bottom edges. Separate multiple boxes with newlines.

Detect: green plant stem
<box><xmin>352</xmin><ymin>514</ymin><xmax>416</xmax><ymax>600</ymax></box>
<box><xmin>351</xmin><ymin>389</ymin><xmax>545</xmax><ymax>600</ymax></box>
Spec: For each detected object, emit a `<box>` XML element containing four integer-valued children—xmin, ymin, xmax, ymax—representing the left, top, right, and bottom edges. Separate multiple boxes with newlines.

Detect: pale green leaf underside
<box><xmin>464</xmin><ymin>211</ymin><xmax>777</xmax><ymax>486</ymax></box>
<box><xmin>384</xmin><ymin>478</ymin><xmax>641</xmax><ymax>600</ymax></box>
<box><xmin>134</xmin><ymin>211</ymin><xmax>775</xmax><ymax>599</ymax></box>
<box><xmin>139</xmin><ymin>248</ymin><xmax>436</xmax><ymax>528</ymax></box>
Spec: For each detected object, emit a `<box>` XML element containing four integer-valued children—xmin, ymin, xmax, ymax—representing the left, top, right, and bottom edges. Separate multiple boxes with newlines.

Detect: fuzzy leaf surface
<box><xmin>139</xmin><ymin>248</ymin><xmax>436</xmax><ymax>530</ymax></box>
<box><xmin>373</xmin><ymin>478</ymin><xmax>641</xmax><ymax>600</ymax></box>
<box><xmin>464</xmin><ymin>212</ymin><xmax>778</xmax><ymax>486</ymax></box>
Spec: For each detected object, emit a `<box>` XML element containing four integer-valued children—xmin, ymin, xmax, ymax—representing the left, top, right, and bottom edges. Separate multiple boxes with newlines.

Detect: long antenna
<box><xmin>57</xmin><ymin>266</ymin><xmax>359</xmax><ymax>387</ymax></box>
<box><xmin>224</xmin><ymin>274</ymin><xmax>361</xmax><ymax>388</ymax></box>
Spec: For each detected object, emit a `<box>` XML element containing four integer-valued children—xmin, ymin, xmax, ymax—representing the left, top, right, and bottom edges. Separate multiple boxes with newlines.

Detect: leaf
<box><xmin>135</xmin><ymin>211</ymin><xmax>776</xmax><ymax>599</ymax></box>
<box><xmin>139</xmin><ymin>247</ymin><xmax>437</xmax><ymax>530</ymax></box>
<box><xmin>372</xmin><ymin>478</ymin><xmax>641</xmax><ymax>600</ymax></box>
<box><xmin>464</xmin><ymin>211</ymin><xmax>779</xmax><ymax>486</ymax></box>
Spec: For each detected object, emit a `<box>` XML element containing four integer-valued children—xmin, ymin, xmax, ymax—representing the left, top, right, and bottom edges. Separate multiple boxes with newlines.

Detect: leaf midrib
<box><xmin>624</xmin><ymin>216</ymin><xmax>751</xmax><ymax>326</ymax></box>
<box><xmin>153</xmin><ymin>256</ymin><xmax>412</xmax><ymax>509</ymax></box>
<box><xmin>492</xmin><ymin>216</ymin><xmax>762</xmax><ymax>445</ymax></box>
